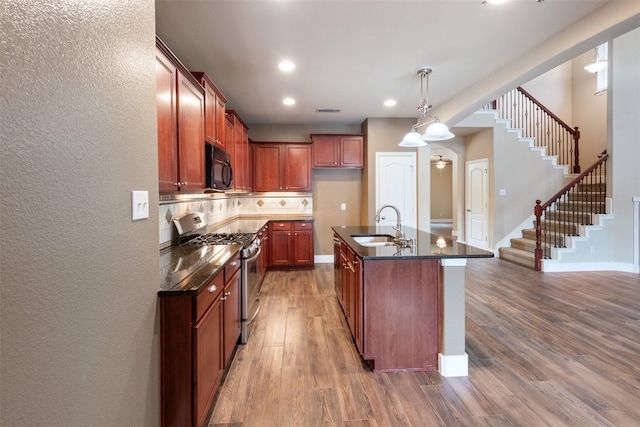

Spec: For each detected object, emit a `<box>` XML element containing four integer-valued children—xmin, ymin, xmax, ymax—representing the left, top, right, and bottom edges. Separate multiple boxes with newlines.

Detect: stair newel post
<box><xmin>534</xmin><ymin>200</ymin><xmax>543</xmax><ymax>271</ymax></box>
<box><xmin>573</xmin><ymin>127</ymin><xmax>581</xmax><ymax>174</ymax></box>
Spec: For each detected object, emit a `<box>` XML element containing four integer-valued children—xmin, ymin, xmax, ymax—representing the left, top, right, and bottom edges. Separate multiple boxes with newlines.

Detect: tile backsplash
<box><xmin>159</xmin><ymin>193</ymin><xmax>313</xmax><ymax>246</ymax></box>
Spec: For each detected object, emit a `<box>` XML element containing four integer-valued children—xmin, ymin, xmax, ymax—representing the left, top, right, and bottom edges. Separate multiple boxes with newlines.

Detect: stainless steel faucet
<box><xmin>374</xmin><ymin>205</ymin><xmax>404</xmax><ymax>241</ymax></box>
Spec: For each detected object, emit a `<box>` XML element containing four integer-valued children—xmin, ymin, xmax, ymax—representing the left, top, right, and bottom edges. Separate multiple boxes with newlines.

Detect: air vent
<box><xmin>315</xmin><ymin>108</ymin><xmax>342</xmax><ymax>113</ymax></box>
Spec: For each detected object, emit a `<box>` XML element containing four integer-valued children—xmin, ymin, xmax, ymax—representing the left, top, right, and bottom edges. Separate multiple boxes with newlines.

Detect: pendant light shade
<box><xmin>422</xmin><ymin>119</ymin><xmax>455</xmax><ymax>141</ymax></box>
<box><xmin>399</xmin><ymin>66</ymin><xmax>454</xmax><ymax>146</ymax></box>
<box><xmin>399</xmin><ymin>130</ymin><xmax>428</xmax><ymax>147</ymax></box>
<box><xmin>584</xmin><ymin>47</ymin><xmax>607</xmax><ymax>73</ymax></box>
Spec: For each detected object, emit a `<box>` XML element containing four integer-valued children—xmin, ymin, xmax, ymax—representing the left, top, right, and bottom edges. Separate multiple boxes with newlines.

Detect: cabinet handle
<box><xmin>230</xmin><ymin>262</ymin><xmax>237</xmax><ymax>266</ymax></box>
<box><xmin>301</xmin><ymin>223</ymin><xmax>307</xmax><ymax>227</ymax></box>
<box><xmin>288</xmin><ymin>232</ymin><xmax>291</xmax><ymax>236</ymax></box>
<box><xmin>174</xmin><ymin>182</ymin><xmax>180</xmax><ymax>187</ymax></box>
<box><xmin>182</xmin><ymin>181</ymin><xmax>188</xmax><ymax>187</ymax></box>
<box><xmin>221</xmin><ymin>296</ymin><xmax>227</xmax><ymax>301</ymax></box>
<box><xmin>225</xmin><ymin>291</ymin><xmax>231</xmax><ymax>296</ymax></box>
<box><xmin>279</xmin><ymin>224</ymin><xmax>284</xmax><ymax>227</ymax></box>
<box><xmin>207</xmin><ymin>285</ymin><xmax>217</xmax><ymax>293</ymax></box>
<box><xmin>294</xmin><ymin>232</ymin><xmax>298</xmax><ymax>236</ymax></box>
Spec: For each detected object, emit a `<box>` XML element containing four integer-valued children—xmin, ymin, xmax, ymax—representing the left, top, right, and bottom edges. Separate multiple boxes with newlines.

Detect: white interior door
<box><xmin>465</xmin><ymin>159</ymin><xmax>489</xmax><ymax>249</ymax></box>
<box><xmin>375</xmin><ymin>152</ymin><xmax>417</xmax><ymax>229</ymax></box>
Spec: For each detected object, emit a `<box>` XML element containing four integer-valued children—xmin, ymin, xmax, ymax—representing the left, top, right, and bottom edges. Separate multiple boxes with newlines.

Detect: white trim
<box><xmin>542</xmin><ymin>260</ymin><xmax>638</xmax><ymax>273</ymax></box>
<box><xmin>633</xmin><ymin>196</ymin><xmax>639</xmax><ymax>268</ymax></box>
<box><xmin>314</xmin><ymin>255</ymin><xmax>333</xmax><ymax>264</ymax></box>
<box><xmin>438</xmin><ymin>353</ymin><xmax>468</xmax><ymax>377</ymax></box>
<box><xmin>440</xmin><ymin>258</ymin><xmax>467</xmax><ymax>267</ymax></box>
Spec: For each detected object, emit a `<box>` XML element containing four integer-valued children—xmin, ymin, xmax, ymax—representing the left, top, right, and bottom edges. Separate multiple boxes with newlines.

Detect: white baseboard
<box><xmin>542</xmin><ymin>261</ymin><xmax>639</xmax><ymax>273</ymax></box>
<box><xmin>314</xmin><ymin>255</ymin><xmax>333</xmax><ymax>264</ymax></box>
<box><xmin>438</xmin><ymin>353</ymin><xmax>468</xmax><ymax>377</ymax></box>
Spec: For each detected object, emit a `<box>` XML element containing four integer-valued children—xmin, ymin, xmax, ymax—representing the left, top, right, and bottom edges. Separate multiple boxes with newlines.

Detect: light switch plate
<box><xmin>132</xmin><ymin>190</ymin><xmax>149</xmax><ymax>220</ymax></box>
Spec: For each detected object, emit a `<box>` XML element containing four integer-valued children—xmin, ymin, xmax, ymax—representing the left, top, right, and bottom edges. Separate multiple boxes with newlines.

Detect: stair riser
<box><xmin>544</xmin><ymin>212</ymin><xmax>592</xmax><ymax>224</ymax></box>
<box><xmin>555</xmin><ymin>202</ymin><xmax>605</xmax><ymax>212</ymax></box>
<box><xmin>567</xmin><ymin>193</ymin><xmax>605</xmax><ymax>202</ymax></box>
<box><xmin>533</xmin><ymin>221</ymin><xmax>578</xmax><ymax>234</ymax></box>
<box><xmin>522</xmin><ymin>230</ymin><xmax>565</xmax><ymax>246</ymax></box>
<box><xmin>498</xmin><ymin>249</ymin><xmax>536</xmax><ymax>269</ymax></box>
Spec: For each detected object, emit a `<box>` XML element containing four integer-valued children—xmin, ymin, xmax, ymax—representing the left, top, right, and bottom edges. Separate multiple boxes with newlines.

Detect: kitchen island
<box><xmin>332</xmin><ymin>225</ymin><xmax>493</xmax><ymax>376</ymax></box>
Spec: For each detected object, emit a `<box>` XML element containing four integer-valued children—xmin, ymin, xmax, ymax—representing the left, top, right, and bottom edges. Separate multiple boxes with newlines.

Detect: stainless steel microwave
<box><xmin>205</xmin><ymin>144</ymin><xmax>233</xmax><ymax>190</ymax></box>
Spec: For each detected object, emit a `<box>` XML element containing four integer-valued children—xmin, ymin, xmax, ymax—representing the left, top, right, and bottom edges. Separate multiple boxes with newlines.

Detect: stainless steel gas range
<box><xmin>172</xmin><ymin>212</ymin><xmax>264</xmax><ymax>344</ymax></box>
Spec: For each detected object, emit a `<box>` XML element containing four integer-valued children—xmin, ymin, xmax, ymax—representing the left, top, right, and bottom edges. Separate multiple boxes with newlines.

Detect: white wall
<box><xmin>609</xmin><ymin>26</ymin><xmax>640</xmax><ymax>267</ymax></box>
<box><xmin>1</xmin><ymin>1</ymin><xmax>160</xmax><ymax>425</ymax></box>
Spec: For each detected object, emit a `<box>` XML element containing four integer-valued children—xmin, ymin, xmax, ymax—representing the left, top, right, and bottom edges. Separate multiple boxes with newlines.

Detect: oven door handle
<box><xmin>244</xmin><ymin>246</ymin><xmax>261</xmax><ymax>264</ymax></box>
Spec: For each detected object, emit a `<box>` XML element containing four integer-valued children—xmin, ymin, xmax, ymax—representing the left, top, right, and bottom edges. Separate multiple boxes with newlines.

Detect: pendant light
<box><xmin>399</xmin><ymin>67</ymin><xmax>455</xmax><ymax>147</ymax></box>
<box><xmin>584</xmin><ymin>47</ymin><xmax>607</xmax><ymax>73</ymax></box>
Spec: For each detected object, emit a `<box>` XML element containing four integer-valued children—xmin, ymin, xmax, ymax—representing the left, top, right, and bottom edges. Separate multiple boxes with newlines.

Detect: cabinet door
<box><xmin>225</xmin><ymin>115</ymin><xmax>236</xmax><ymax>188</ymax></box>
<box><xmin>156</xmin><ymin>50</ymin><xmax>178</xmax><ymax>192</ymax></box>
<box><xmin>223</xmin><ymin>269</ymin><xmax>241</xmax><ymax>366</ymax></box>
<box><xmin>293</xmin><ymin>230</ymin><xmax>313</xmax><ymax>266</ymax></box>
<box><xmin>233</xmin><ymin>117</ymin><xmax>245</xmax><ymax>190</ymax></box>
<box><xmin>240</xmin><ymin>125</ymin><xmax>249</xmax><ymax>191</ymax></box>
<box><xmin>177</xmin><ymin>71</ymin><xmax>205</xmax><ymax>190</ymax></box>
<box><xmin>346</xmin><ymin>247</ymin><xmax>357</xmax><ymax>336</ymax></box>
<box><xmin>202</xmin><ymin>81</ymin><xmax>216</xmax><ymax>146</ymax></box>
<box><xmin>312</xmin><ymin>135</ymin><xmax>339</xmax><ymax>167</ymax></box>
<box><xmin>253</xmin><ymin>144</ymin><xmax>283</xmax><ymax>191</ymax></box>
<box><xmin>193</xmin><ymin>296</ymin><xmax>224</xmax><ymax>427</ymax></box>
<box><xmin>214</xmin><ymin>93</ymin><xmax>226</xmax><ymax>148</ymax></box>
<box><xmin>340</xmin><ymin>250</ymin><xmax>349</xmax><ymax>315</ymax></box>
<box><xmin>270</xmin><ymin>230</ymin><xmax>292</xmax><ymax>266</ymax></box>
<box><xmin>340</xmin><ymin>135</ymin><xmax>364</xmax><ymax>168</ymax></box>
<box><xmin>353</xmin><ymin>255</ymin><xmax>363</xmax><ymax>353</ymax></box>
<box><xmin>284</xmin><ymin>145</ymin><xmax>311</xmax><ymax>191</ymax></box>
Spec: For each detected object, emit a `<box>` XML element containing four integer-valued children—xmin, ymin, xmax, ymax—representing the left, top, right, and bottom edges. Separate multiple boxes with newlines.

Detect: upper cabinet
<box><xmin>191</xmin><ymin>72</ymin><xmax>227</xmax><ymax>150</ymax></box>
<box><xmin>311</xmin><ymin>134</ymin><xmax>364</xmax><ymax>169</ymax></box>
<box><xmin>252</xmin><ymin>143</ymin><xmax>311</xmax><ymax>192</ymax></box>
<box><xmin>226</xmin><ymin>110</ymin><xmax>250</xmax><ymax>192</ymax></box>
<box><xmin>156</xmin><ymin>38</ymin><xmax>205</xmax><ymax>192</ymax></box>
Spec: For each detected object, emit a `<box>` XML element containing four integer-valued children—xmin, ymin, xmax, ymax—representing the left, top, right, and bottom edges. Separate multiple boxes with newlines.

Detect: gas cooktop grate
<box><xmin>187</xmin><ymin>232</ymin><xmax>256</xmax><ymax>247</ymax></box>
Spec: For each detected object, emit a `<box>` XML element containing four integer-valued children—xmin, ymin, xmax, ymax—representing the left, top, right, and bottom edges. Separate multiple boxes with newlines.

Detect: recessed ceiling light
<box><xmin>278</xmin><ymin>60</ymin><xmax>295</xmax><ymax>72</ymax></box>
<box><xmin>283</xmin><ymin>97</ymin><xmax>296</xmax><ymax>106</ymax></box>
<box><xmin>384</xmin><ymin>99</ymin><xmax>397</xmax><ymax>107</ymax></box>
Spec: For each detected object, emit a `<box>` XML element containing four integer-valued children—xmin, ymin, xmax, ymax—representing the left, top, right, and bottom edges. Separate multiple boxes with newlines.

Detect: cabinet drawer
<box><xmin>271</xmin><ymin>222</ymin><xmax>292</xmax><ymax>231</ymax></box>
<box><xmin>294</xmin><ymin>221</ymin><xmax>313</xmax><ymax>231</ymax></box>
<box><xmin>224</xmin><ymin>251</ymin><xmax>241</xmax><ymax>282</ymax></box>
<box><xmin>195</xmin><ymin>272</ymin><xmax>224</xmax><ymax>321</ymax></box>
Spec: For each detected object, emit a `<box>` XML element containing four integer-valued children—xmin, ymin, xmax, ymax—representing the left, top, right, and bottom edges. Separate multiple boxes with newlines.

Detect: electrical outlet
<box><xmin>341</xmin><ymin>203</ymin><xmax>346</xmax><ymax>211</ymax></box>
<box><xmin>132</xmin><ymin>190</ymin><xmax>149</xmax><ymax>220</ymax></box>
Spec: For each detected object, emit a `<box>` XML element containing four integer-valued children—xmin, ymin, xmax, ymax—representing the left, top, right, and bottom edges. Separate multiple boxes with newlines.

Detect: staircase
<box><xmin>499</xmin><ymin>181</ymin><xmax>606</xmax><ymax>269</ymax></box>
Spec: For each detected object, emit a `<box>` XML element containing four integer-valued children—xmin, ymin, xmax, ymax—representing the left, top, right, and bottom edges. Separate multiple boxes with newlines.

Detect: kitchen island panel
<box><xmin>363</xmin><ymin>258</ymin><xmax>439</xmax><ymax>372</ymax></box>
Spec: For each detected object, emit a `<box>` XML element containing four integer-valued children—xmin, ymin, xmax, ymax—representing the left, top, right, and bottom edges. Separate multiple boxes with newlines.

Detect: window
<box><xmin>595</xmin><ymin>43</ymin><xmax>608</xmax><ymax>95</ymax></box>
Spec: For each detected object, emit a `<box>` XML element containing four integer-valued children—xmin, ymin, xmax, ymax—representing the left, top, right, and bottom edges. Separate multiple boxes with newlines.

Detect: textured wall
<box><xmin>1</xmin><ymin>1</ymin><xmax>159</xmax><ymax>425</ymax></box>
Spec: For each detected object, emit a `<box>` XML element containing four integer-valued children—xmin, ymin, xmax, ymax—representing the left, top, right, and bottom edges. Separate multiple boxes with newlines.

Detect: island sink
<box><xmin>351</xmin><ymin>234</ymin><xmax>395</xmax><ymax>246</ymax></box>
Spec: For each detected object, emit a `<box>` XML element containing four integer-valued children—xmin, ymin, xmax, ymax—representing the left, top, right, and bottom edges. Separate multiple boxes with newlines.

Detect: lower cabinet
<box><xmin>269</xmin><ymin>220</ymin><xmax>314</xmax><ymax>267</ymax></box>
<box><xmin>159</xmin><ymin>250</ymin><xmax>242</xmax><ymax>427</ymax></box>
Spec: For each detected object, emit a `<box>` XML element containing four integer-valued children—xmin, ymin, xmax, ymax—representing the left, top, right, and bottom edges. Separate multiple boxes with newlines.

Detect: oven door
<box><xmin>241</xmin><ymin>245</ymin><xmax>261</xmax><ymax>343</ymax></box>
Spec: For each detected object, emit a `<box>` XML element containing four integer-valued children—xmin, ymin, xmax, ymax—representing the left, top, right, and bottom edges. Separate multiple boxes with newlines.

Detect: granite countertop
<box><xmin>206</xmin><ymin>215</ymin><xmax>313</xmax><ymax>234</ymax></box>
<box><xmin>159</xmin><ymin>215</ymin><xmax>314</xmax><ymax>295</ymax></box>
<box><xmin>158</xmin><ymin>244</ymin><xmax>242</xmax><ymax>295</ymax></box>
<box><xmin>332</xmin><ymin>225</ymin><xmax>494</xmax><ymax>260</ymax></box>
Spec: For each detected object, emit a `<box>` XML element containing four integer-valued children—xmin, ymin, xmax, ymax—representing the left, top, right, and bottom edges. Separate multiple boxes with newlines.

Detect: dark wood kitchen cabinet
<box><xmin>159</xmin><ymin>250</ymin><xmax>242</xmax><ymax>427</ymax></box>
<box><xmin>269</xmin><ymin>220</ymin><xmax>314</xmax><ymax>267</ymax></box>
<box><xmin>222</xmin><ymin>253</ymin><xmax>241</xmax><ymax>367</ymax></box>
<box><xmin>156</xmin><ymin>38</ymin><xmax>205</xmax><ymax>192</ymax></box>
<box><xmin>191</xmin><ymin>72</ymin><xmax>227</xmax><ymax>149</ymax></box>
<box><xmin>311</xmin><ymin>134</ymin><xmax>364</xmax><ymax>168</ymax></box>
<box><xmin>226</xmin><ymin>110</ymin><xmax>250</xmax><ymax>191</ymax></box>
<box><xmin>252</xmin><ymin>143</ymin><xmax>311</xmax><ymax>192</ymax></box>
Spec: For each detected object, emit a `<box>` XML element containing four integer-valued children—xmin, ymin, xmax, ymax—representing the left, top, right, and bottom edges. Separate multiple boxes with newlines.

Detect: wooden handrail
<box><xmin>516</xmin><ymin>87</ymin><xmax>578</xmax><ymax>137</ymax></box>
<box><xmin>534</xmin><ymin>151</ymin><xmax>608</xmax><ymax>271</ymax></box>
<box><xmin>488</xmin><ymin>87</ymin><xmax>582</xmax><ymax>174</ymax></box>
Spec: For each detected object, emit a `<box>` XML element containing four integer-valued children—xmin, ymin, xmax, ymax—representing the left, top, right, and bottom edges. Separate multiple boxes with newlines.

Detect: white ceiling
<box><xmin>155</xmin><ymin>0</ymin><xmax>613</xmax><ymax>126</ymax></box>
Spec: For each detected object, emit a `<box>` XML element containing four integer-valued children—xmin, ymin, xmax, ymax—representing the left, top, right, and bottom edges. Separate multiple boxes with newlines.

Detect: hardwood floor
<box><xmin>209</xmin><ymin>259</ymin><xmax>640</xmax><ymax>426</ymax></box>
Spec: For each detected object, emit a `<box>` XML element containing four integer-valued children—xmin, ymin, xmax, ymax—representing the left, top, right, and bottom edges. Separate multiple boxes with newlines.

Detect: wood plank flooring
<box><xmin>208</xmin><ymin>259</ymin><xmax>640</xmax><ymax>426</ymax></box>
